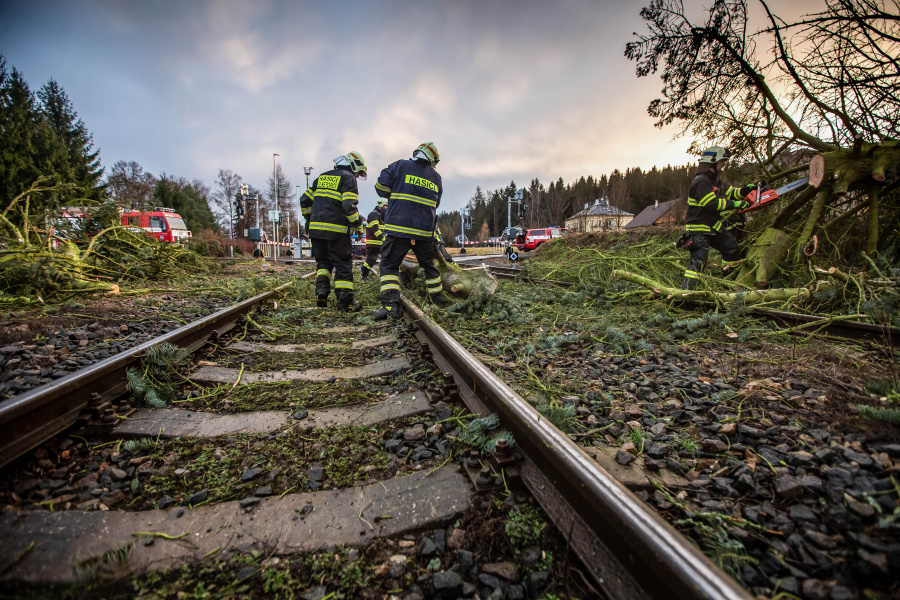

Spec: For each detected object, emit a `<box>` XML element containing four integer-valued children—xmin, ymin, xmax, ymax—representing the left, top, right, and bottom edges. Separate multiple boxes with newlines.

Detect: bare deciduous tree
<box><xmin>107</xmin><ymin>160</ymin><xmax>155</xmax><ymax>210</ymax></box>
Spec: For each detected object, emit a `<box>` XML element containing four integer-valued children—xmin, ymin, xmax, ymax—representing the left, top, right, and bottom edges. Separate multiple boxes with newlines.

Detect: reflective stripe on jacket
<box><xmin>685</xmin><ymin>172</ymin><xmax>746</xmax><ymax>234</ymax></box>
<box><xmin>366</xmin><ymin>207</ymin><xmax>386</xmax><ymax>246</ymax></box>
<box><xmin>376</xmin><ymin>159</ymin><xmax>442</xmax><ymax>240</ymax></box>
<box><xmin>301</xmin><ymin>168</ymin><xmax>361</xmax><ymax>240</ymax></box>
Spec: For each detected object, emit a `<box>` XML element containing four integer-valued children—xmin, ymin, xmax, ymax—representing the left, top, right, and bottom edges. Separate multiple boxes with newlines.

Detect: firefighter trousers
<box><xmin>378</xmin><ymin>236</ymin><xmax>444</xmax><ymax>309</ymax></box>
<box><xmin>681</xmin><ymin>229</ymin><xmax>742</xmax><ymax>290</ymax></box>
<box><xmin>311</xmin><ymin>237</ymin><xmax>355</xmax><ymax>307</ymax></box>
<box><xmin>361</xmin><ymin>244</ymin><xmax>382</xmax><ymax>278</ymax></box>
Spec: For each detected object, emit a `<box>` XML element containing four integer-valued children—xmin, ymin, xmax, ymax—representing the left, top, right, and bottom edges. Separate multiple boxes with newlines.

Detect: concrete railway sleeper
<box><xmin>0</xmin><ymin>285</ymin><xmax>755</xmax><ymax>599</ymax></box>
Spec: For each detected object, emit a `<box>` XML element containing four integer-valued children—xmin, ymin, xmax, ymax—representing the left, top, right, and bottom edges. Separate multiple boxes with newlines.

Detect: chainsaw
<box><xmin>740</xmin><ymin>177</ymin><xmax>809</xmax><ymax>213</ymax></box>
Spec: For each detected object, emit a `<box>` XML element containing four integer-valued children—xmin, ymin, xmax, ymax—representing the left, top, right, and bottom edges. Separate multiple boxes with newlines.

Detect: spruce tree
<box><xmin>37</xmin><ymin>79</ymin><xmax>104</xmax><ymax>203</ymax></box>
<box><xmin>0</xmin><ymin>59</ymin><xmax>66</xmax><ymax>221</ymax></box>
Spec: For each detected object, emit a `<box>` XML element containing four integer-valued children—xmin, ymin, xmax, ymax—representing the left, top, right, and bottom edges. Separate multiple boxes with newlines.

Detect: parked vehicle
<box><xmin>120</xmin><ymin>207</ymin><xmax>192</xmax><ymax>243</ymax></box>
<box><xmin>515</xmin><ymin>227</ymin><xmax>571</xmax><ymax>251</ymax></box>
<box><xmin>52</xmin><ymin>206</ymin><xmax>191</xmax><ymax>244</ymax></box>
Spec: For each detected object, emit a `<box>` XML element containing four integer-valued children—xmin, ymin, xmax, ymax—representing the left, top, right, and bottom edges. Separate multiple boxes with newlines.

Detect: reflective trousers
<box><xmin>681</xmin><ymin>229</ymin><xmax>741</xmax><ymax>290</ymax></box>
<box><xmin>361</xmin><ymin>244</ymin><xmax>382</xmax><ymax>277</ymax></box>
<box><xmin>378</xmin><ymin>236</ymin><xmax>443</xmax><ymax>308</ymax></box>
<box><xmin>311</xmin><ymin>236</ymin><xmax>355</xmax><ymax>307</ymax></box>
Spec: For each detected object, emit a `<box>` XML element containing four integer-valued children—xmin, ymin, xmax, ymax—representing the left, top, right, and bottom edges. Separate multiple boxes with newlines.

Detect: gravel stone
<box><xmin>842</xmin><ymin>447</ymin><xmax>873</xmax><ymax>466</ymax></box>
<box><xmin>775</xmin><ymin>476</ymin><xmax>804</xmax><ymax>499</ymax></box>
<box><xmin>185</xmin><ymin>490</ymin><xmax>207</xmax><ymax>505</ymax></box>
<box><xmin>482</xmin><ymin>561</ymin><xmax>519</xmax><ymax>582</ymax></box>
<box><xmin>241</xmin><ymin>468</ymin><xmax>262</xmax><ymax>482</ymax></box>
<box><xmin>239</xmin><ymin>496</ymin><xmax>261</xmax><ymax>509</ymax></box>
<box><xmin>420</xmin><ymin>537</ymin><xmax>437</xmax><ymax>557</ymax></box>
<box><xmin>388</xmin><ymin>554</ymin><xmax>407</xmax><ymax>578</ymax></box>
<box><xmin>616</xmin><ymin>449</ymin><xmax>636</xmax><ymax>465</ymax></box>
<box><xmin>433</xmin><ymin>571</ymin><xmax>462</xmax><ymax>591</ymax></box>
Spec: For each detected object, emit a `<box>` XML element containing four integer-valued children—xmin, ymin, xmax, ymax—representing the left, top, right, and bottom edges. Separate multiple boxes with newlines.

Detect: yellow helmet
<box><xmin>338</xmin><ymin>151</ymin><xmax>368</xmax><ymax>179</ymax></box>
<box><xmin>413</xmin><ymin>142</ymin><xmax>440</xmax><ymax>167</ymax></box>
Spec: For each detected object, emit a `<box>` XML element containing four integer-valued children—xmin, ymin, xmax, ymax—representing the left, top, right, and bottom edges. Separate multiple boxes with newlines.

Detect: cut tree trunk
<box><xmin>399</xmin><ymin>251</ymin><xmax>498</xmax><ymax>298</ymax></box>
<box><xmin>733</xmin><ymin>227</ymin><xmax>797</xmax><ymax>288</ymax></box>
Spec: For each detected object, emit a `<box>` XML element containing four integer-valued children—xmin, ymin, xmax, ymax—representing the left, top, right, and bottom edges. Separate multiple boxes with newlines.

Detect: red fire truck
<box><xmin>55</xmin><ymin>206</ymin><xmax>192</xmax><ymax>244</ymax></box>
<box><xmin>120</xmin><ymin>207</ymin><xmax>192</xmax><ymax>243</ymax></box>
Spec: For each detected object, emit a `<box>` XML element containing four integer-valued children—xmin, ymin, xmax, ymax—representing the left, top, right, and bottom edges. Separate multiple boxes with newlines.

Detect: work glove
<box><xmin>739</xmin><ymin>183</ymin><xmax>757</xmax><ymax>198</ymax></box>
<box><xmin>735</xmin><ymin>200</ymin><xmax>751</xmax><ymax>210</ymax></box>
<box><xmin>675</xmin><ymin>231</ymin><xmax>694</xmax><ymax>250</ymax></box>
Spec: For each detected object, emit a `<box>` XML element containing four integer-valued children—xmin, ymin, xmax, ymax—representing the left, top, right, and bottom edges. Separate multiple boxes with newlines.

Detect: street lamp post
<box><xmin>273</xmin><ymin>153</ymin><xmax>280</xmax><ymax>260</ymax></box>
<box><xmin>296</xmin><ymin>185</ymin><xmax>302</xmax><ymax>238</ymax></box>
<box><xmin>304</xmin><ymin>166</ymin><xmax>313</xmax><ymax>190</ymax></box>
<box><xmin>508</xmin><ymin>189</ymin><xmax>523</xmax><ymax>236</ymax></box>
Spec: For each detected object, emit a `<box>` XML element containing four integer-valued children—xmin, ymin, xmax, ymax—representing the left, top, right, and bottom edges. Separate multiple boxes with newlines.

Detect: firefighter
<box><xmin>300</xmin><ymin>151</ymin><xmax>367</xmax><ymax>311</ymax></box>
<box><xmin>372</xmin><ymin>142</ymin><xmax>444</xmax><ymax>320</ymax></box>
<box><xmin>680</xmin><ymin>146</ymin><xmax>756</xmax><ymax>290</ymax></box>
<box><xmin>361</xmin><ymin>198</ymin><xmax>387</xmax><ymax>280</ymax></box>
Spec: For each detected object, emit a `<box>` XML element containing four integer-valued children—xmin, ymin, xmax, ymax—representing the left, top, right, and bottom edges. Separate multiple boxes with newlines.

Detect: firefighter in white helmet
<box><xmin>680</xmin><ymin>146</ymin><xmax>756</xmax><ymax>290</ymax></box>
<box><xmin>300</xmin><ymin>151</ymin><xmax>368</xmax><ymax>311</ymax></box>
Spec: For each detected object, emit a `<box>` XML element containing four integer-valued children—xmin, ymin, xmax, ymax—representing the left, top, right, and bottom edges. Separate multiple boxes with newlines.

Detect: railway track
<box><xmin>1</xmin><ymin>271</ymin><xmax>897</xmax><ymax>599</ymax></box>
<box><xmin>0</xmin><ymin>283</ymin><xmax>754</xmax><ymax>599</ymax></box>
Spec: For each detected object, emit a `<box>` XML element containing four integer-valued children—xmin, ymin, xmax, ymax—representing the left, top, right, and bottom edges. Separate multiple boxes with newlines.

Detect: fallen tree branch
<box><xmin>760</xmin><ymin>313</ymin><xmax>868</xmax><ymax>337</ymax></box>
<box><xmin>613</xmin><ymin>269</ymin><xmax>811</xmax><ymax>304</ymax></box>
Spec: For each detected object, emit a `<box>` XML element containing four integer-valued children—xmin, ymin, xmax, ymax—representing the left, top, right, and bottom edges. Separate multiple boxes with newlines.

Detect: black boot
<box><xmin>317</xmin><ymin>294</ymin><xmax>328</xmax><ymax>308</ymax></box>
<box><xmin>373</xmin><ymin>304</ymin><xmax>401</xmax><ymax>321</ymax></box>
<box><xmin>339</xmin><ymin>299</ymin><xmax>362</xmax><ymax>313</ymax></box>
<box><xmin>428</xmin><ymin>292</ymin><xmax>446</xmax><ymax>307</ymax></box>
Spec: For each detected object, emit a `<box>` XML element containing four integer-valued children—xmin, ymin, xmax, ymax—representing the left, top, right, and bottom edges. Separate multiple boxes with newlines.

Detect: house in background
<box><xmin>624</xmin><ymin>198</ymin><xmax>683</xmax><ymax>229</ymax></box>
<box><xmin>565</xmin><ymin>198</ymin><xmax>633</xmax><ymax>233</ymax></box>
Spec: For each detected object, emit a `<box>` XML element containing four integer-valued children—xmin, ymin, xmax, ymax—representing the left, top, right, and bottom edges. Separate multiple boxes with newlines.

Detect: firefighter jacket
<box><xmin>685</xmin><ymin>171</ymin><xmax>749</xmax><ymax>234</ymax></box>
<box><xmin>365</xmin><ymin>206</ymin><xmax>386</xmax><ymax>246</ymax></box>
<box><xmin>301</xmin><ymin>167</ymin><xmax>362</xmax><ymax>240</ymax></box>
<box><xmin>375</xmin><ymin>159</ymin><xmax>442</xmax><ymax>240</ymax></box>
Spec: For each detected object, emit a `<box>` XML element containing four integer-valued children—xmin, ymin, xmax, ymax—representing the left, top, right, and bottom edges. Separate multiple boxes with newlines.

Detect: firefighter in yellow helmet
<box><xmin>361</xmin><ymin>197</ymin><xmax>388</xmax><ymax>280</ymax></box>
<box><xmin>300</xmin><ymin>151</ymin><xmax>367</xmax><ymax>311</ymax></box>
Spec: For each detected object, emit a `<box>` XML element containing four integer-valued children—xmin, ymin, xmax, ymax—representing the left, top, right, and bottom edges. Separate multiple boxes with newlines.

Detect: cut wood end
<box><xmin>108</xmin><ymin>285</ymin><xmax>121</xmax><ymax>295</ymax></box>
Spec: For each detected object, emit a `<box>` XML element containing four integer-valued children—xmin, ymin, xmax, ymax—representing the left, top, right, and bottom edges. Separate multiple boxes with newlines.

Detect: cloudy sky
<box><xmin>0</xmin><ymin>0</ymin><xmax>818</xmax><ymax>217</ymax></box>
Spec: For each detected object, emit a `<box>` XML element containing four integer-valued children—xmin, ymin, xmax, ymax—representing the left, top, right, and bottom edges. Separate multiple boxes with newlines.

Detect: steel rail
<box><xmin>401</xmin><ymin>296</ymin><xmax>751</xmax><ymax>600</ymax></box>
<box><xmin>0</xmin><ymin>283</ymin><xmax>292</xmax><ymax>470</ymax></box>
